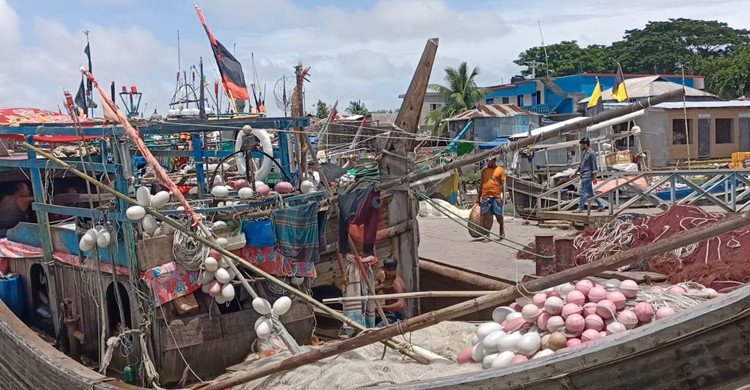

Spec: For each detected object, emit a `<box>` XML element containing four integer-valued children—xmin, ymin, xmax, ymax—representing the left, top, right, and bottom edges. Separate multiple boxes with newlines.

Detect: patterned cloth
<box><xmin>236</xmin><ymin>246</ymin><xmax>317</xmax><ymax>278</ymax></box>
<box><xmin>271</xmin><ymin>202</ymin><xmax>320</xmax><ymax>263</ymax></box>
<box><xmin>140</xmin><ymin>261</ymin><xmax>200</xmax><ymax>306</ymax></box>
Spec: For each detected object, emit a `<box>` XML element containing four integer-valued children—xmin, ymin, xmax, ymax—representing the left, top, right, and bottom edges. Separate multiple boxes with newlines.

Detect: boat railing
<box><xmin>524</xmin><ymin>169</ymin><xmax>750</xmax><ymax>216</ymax></box>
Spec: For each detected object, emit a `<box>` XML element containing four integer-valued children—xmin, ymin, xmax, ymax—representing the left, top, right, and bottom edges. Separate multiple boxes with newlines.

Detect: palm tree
<box><xmin>427</xmin><ymin>62</ymin><xmax>488</xmax><ymax>137</ymax></box>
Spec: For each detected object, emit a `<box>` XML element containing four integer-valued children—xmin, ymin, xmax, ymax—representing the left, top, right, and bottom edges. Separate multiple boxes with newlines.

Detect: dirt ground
<box><xmin>417</xmin><ymin>214</ymin><xmax>573</xmax><ymax>283</ymax></box>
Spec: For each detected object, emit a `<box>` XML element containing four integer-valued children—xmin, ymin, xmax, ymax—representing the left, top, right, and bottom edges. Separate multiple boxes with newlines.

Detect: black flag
<box><xmin>74</xmin><ymin>77</ymin><xmax>86</xmax><ymax>111</ymax></box>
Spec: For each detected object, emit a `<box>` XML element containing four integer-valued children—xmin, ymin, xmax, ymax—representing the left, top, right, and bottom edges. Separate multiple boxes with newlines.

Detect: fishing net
<box><xmin>242</xmin><ymin>321</ymin><xmax>481</xmax><ymax>390</ymax></box>
<box><xmin>573</xmin><ymin>205</ymin><xmax>750</xmax><ymax>289</ymax></box>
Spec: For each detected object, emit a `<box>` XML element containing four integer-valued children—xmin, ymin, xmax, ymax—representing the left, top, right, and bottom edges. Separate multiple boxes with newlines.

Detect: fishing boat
<box><xmin>0</xmin><ymin>28</ymin><xmax>734</xmax><ymax>389</ymax></box>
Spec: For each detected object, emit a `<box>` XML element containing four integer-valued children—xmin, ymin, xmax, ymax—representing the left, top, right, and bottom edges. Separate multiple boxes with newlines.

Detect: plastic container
<box><xmin>242</xmin><ymin>220</ymin><xmax>276</xmax><ymax>248</ymax></box>
<box><xmin>0</xmin><ymin>274</ymin><xmax>25</xmax><ymax>319</ymax></box>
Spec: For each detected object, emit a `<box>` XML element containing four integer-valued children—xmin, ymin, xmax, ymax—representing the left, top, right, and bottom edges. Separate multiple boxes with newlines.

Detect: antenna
<box><xmin>524</xmin><ymin>61</ymin><xmax>544</xmax><ymax>79</ymax></box>
<box><xmin>537</xmin><ymin>20</ymin><xmax>550</xmax><ymax>78</ymax></box>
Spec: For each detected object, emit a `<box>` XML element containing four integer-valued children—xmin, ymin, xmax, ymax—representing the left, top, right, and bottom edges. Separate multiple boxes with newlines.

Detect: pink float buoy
<box><xmin>561</xmin><ymin>303</ymin><xmax>582</xmax><ymax>319</ymax></box>
<box><xmin>566</xmin><ymin>290</ymin><xmax>586</xmax><ymax>306</ymax></box>
<box><xmin>595</xmin><ymin>299</ymin><xmax>617</xmax><ymax>319</ymax></box>
<box><xmin>656</xmin><ymin>306</ymin><xmax>676</xmax><ymax>319</ymax></box>
<box><xmin>582</xmin><ymin>302</ymin><xmax>597</xmax><ymax>317</ymax></box>
<box><xmin>588</xmin><ymin>286</ymin><xmax>608</xmax><ymax>303</ymax></box>
<box><xmin>565</xmin><ymin>313</ymin><xmax>585</xmax><ymax>335</ymax></box>
<box><xmin>584</xmin><ymin>314</ymin><xmax>604</xmax><ymax>331</ymax></box>
<box><xmin>532</xmin><ymin>293</ymin><xmax>547</xmax><ymax>308</ymax></box>
<box><xmin>566</xmin><ymin>338</ymin><xmax>582</xmax><ymax>347</ymax></box>
<box><xmin>634</xmin><ymin>302</ymin><xmax>655</xmax><ymax>323</ymax></box>
<box><xmin>457</xmin><ymin>345</ymin><xmax>473</xmax><ymax>364</ymax></box>
<box><xmin>581</xmin><ymin>328</ymin><xmax>601</xmax><ymax>342</ymax></box>
<box><xmin>606</xmin><ymin>291</ymin><xmax>627</xmax><ymax>310</ymax></box>
<box><xmin>575</xmin><ymin>279</ymin><xmax>595</xmax><ymax>296</ymax></box>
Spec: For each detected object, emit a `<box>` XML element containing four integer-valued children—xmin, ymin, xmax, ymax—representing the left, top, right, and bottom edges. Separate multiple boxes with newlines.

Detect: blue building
<box><xmin>483</xmin><ymin>73</ymin><xmax>706</xmax><ymax>118</ymax></box>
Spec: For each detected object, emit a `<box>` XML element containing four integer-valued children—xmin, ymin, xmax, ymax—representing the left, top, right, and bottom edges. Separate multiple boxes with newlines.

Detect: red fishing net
<box><xmin>573</xmin><ymin>205</ymin><xmax>750</xmax><ymax>288</ymax></box>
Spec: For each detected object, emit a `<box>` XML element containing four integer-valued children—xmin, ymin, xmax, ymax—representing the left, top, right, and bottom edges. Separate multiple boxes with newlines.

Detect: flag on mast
<box><xmin>587</xmin><ymin>77</ymin><xmax>602</xmax><ymax>109</ymax></box>
<box><xmin>612</xmin><ymin>64</ymin><xmax>629</xmax><ymax>102</ymax></box>
<box><xmin>74</xmin><ymin>77</ymin><xmax>87</xmax><ymax>112</ymax></box>
<box><xmin>195</xmin><ymin>6</ymin><xmax>249</xmax><ymax>101</ymax></box>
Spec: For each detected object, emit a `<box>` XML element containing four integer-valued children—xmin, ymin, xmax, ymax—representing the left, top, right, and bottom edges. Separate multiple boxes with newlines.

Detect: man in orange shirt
<box><xmin>477</xmin><ymin>157</ymin><xmax>506</xmax><ymax>242</ymax></box>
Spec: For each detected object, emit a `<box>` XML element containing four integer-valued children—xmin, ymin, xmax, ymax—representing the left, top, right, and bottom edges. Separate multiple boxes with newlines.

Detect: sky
<box><xmin>1</xmin><ymin>0</ymin><xmax>749</xmax><ymax>117</ymax></box>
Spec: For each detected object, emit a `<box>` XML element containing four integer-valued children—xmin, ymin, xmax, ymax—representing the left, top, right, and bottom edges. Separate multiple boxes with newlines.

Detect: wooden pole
<box><xmin>195</xmin><ymin>210</ymin><xmax>750</xmax><ymax>389</ymax></box>
<box><xmin>323</xmin><ymin>290</ymin><xmax>494</xmax><ymax>303</ymax></box>
<box><xmin>19</xmin><ymin>141</ymin><xmax>430</xmax><ymax>365</ymax></box>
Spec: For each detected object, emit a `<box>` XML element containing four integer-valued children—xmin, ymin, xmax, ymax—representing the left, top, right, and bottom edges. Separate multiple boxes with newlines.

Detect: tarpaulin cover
<box><xmin>0</xmin><ymin>238</ymin><xmax>127</xmax><ymax>275</ymax></box>
<box><xmin>0</xmin><ymin>108</ymin><xmax>101</xmax><ymax>142</ymax></box>
<box><xmin>572</xmin><ymin>205</ymin><xmax>750</xmax><ymax>289</ymax></box>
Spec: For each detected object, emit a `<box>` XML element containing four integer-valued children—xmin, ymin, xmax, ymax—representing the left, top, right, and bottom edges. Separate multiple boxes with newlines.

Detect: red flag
<box><xmin>195</xmin><ymin>6</ymin><xmax>249</xmax><ymax>101</ymax></box>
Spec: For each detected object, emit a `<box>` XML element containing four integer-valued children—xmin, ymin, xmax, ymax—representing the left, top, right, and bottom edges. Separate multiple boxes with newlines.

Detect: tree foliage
<box><xmin>427</xmin><ymin>62</ymin><xmax>488</xmax><ymax>137</ymax></box>
<box><xmin>514</xmin><ymin>18</ymin><xmax>750</xmax><ymax>97</ymax></box>
<box><xmin>347</xmin><ymin>100</ymin><xmax>369</xmax><ymax>115</ymax></box>
<box><xmin>315</xmin><ymin>100</ymin><xmax>330</xmax><ymax>119</ymax></box>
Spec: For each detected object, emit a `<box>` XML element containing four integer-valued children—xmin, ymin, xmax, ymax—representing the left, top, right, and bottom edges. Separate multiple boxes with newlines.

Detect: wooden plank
<box><xmin>536</xmin><ymin>210</ymin><xmax>615</xmax><ymax>225</ymax></box>
<box><xmin>136</xmin><ymin>235</ymin><xmax>175</xmax><ymax>271</ymax></box>
<box><xmin>597</xmin><ymin>270</ymin><xmax>668</xmax><ymax>283</ymax></box>
<box><xmin>162</xmin><ymin>313</ymin><xmax>222</xmax><ymax>351</ymax></box>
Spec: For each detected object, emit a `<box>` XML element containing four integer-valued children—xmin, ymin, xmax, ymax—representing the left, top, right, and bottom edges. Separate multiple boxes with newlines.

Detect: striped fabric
<box><xmin>271</xmin><ymin>202</ymin><xmax>320</xmax><ymax>263</ymax></box>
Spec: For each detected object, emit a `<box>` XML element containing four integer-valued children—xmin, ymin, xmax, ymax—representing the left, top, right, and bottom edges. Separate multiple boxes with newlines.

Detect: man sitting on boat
<box><xmin>374</xmin><ymin>257</ymin><xmax>406</xmax><ymax>326</ymax></box>
<box><xmin>0</xmin><ymin>181</ymin><xmax>34</xmax><ymax>238</ymax></box>
<box><xmin>478</xmin><ymin>157</ymin><xmax>506</xmax><ymax>242</ymax></box>
<box><xmin>572</xmin><ymin>137</ymin><xmax>605</xmax><ymax>213</ymax></box>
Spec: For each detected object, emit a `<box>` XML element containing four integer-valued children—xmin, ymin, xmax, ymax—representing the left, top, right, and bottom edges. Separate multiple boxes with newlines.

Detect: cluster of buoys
<box><xmin>251</xmin><ymin>296</ymin><xmax>292</xmax><ymax>339</ymax></box>
<box><xmin>457</xmin><ymin>279</ymin><xmax>720</xmax><ymax>369</ymax></box>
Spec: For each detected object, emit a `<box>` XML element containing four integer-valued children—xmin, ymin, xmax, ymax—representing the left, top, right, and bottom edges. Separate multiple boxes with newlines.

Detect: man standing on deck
<box><xmin>478</xmin><ymin>157</ymin><xmax>506</xmax><ymax>242</ymax></box>
<box><xmin>573</xmin><ymin>137</ymin><xmax>604</xmax><ymax>213</ymax></box>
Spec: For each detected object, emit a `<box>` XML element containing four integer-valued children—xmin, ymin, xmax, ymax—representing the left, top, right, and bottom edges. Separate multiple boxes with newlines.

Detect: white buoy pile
<box><xmin>125</xmin><ymin>186</ymin><xmax>172</xmax><ymax>238</ymax></box>
<box><xmin>198</xmin><ymin>245</ymin><xmax>238</xmax><ymax>305</ymax></box>
<box><xmin>251</xmin><ymin>296</ymin><xmax>292</xmax><ymax>339</ymax></box>
<box><xmin>456</xmin><ymin>279</ymin><xmax>720</xmax><ymax>368</ymax></box>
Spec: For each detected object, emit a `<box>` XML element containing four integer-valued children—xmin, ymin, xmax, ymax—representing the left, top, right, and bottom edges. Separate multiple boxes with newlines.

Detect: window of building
<box><xmin>501</xmin><ymin>97</ymin><xmax>510</xmax><ymax>104</ymax></box>
<box><xmin>517</xmin><ymin>95</ymin><xmax>524</xmax><ymax>106</ymax></box>
<box><xmin>672</xmin><ymin>119</ymin><xmax>693</xmax><ymax>145</ymax></box>
<box><xmin>429</xmin><ymin>103</ymin><xmax>439</xmax><ymax>111</ymax></box>
<box><xmin>715</xmin><ymin>118</ymin><xmax>733</xmax><ymax>144</ymax></box>
<box><xmin>485</xmin><ymin>98</ymin><xmax>494</xmax><ymax>104</ymax></box>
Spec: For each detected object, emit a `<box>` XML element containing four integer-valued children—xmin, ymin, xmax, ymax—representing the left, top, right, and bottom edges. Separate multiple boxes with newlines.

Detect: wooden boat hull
<box><xmin>389</xmin><ymin>284</ymin><xmax>750</xmax><ymax>389</ymax></box>
<box><xmin>0</xmin><ymin>298</ymin><xmax>140</xmax><ymax>390</ymax></box>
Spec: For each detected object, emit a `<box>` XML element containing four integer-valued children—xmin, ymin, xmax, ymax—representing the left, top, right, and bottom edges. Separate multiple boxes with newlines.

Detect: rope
<box><xmin>416</xmin><ymin>193</ymin><xmax>553</xmax><ymax>258</ymax></box>
<box><xmin>172</xmin><ymin>226</ymin><xmax>209</xmax><ymax>271</ymax></box>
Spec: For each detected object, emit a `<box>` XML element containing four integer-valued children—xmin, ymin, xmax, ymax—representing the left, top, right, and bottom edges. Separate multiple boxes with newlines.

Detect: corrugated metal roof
<box><xmin>444</xmin><ymin>104</ymin><xmax>535</xmax><ymax>122</ymax></box>
<box><xmin>604</xmin><ymin>100</ymin><xmax>750</xmax><ymax>110</ymax></box>
<box><xmin>580</xmin><ymin>76</ymin><xmax>716</xmax><ymax>103</ymax></box>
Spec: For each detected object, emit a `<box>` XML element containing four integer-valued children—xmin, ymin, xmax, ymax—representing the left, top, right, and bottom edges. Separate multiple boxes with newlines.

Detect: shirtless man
<box><xmin>374</xmin><ymin>258</ymin><xmax>406</xmax><ymax>326</ymax></box>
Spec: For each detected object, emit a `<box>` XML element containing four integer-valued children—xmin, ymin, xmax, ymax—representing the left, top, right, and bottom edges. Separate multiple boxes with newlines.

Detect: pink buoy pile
<box><xmin>456</xmin><ymin>279</ymin><xmax>720</xmax><ymax>369</ymax></box>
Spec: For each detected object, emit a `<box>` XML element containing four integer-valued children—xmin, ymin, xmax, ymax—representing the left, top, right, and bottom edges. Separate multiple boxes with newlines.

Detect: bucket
<box><xmin>0</xmin><ymin>274</ymin><xmax>25</xmax><ymax>319</ymax></box>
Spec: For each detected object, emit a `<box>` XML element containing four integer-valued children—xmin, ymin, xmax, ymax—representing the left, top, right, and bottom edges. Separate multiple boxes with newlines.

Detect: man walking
<box><xmin>573</xmin><ymin>137</ymin><xmax>604</xmax><ymax>213</ymax></box>
<box><xmin>478</xmin><ymin>157</ymin><xmax>506</xmax><ymax>242</ymax></box>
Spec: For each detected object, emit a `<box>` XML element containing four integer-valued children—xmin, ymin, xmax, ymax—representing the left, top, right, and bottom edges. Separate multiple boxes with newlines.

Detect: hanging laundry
<box><xmin>342</xmin><ymin>254</ymin><xmax>364</xmax><ymax>331</ymax></box>
<box><xmin>338</xmin><ymin>187</ymin><xmax>381</xmax><ymax>255</ymax></box>
<box><xmin>271</xmin><ymin>202</ymin><xmax>320</xmax><ymax>263</ymax></box>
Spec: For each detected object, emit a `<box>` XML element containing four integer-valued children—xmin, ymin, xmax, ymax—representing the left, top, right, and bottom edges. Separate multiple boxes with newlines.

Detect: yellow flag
<box><xmin>612</xmin><ymin>64</ymin><xmax>629</xmax><ymax>102</ymax></box>
<box><xmin>587</xmin><ymin>78</ymin><xmax>602</xmax><ymax>109</ymax></box>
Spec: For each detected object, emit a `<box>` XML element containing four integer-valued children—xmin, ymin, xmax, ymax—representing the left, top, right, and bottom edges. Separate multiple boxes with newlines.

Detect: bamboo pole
<box><xmin>323</xmin><ymin>290</ymin><xmax>493</xmax><ymax>303</ymax></box>
<box><xmin>195</xmin><ymin>210</ymin><xmax>750</xmax><ymax>389</ymax></box>
<box><xmin>19</xmin><ymin>141</ymin><xmax>431</xmax><ymax>365</ymax></box>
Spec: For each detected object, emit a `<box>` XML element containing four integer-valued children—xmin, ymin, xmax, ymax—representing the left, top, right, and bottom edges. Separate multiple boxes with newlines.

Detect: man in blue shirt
<box><xmin>572</xmin><ymin>137</ymin><xmax>604</xmax><ymax>213</ymax></box>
